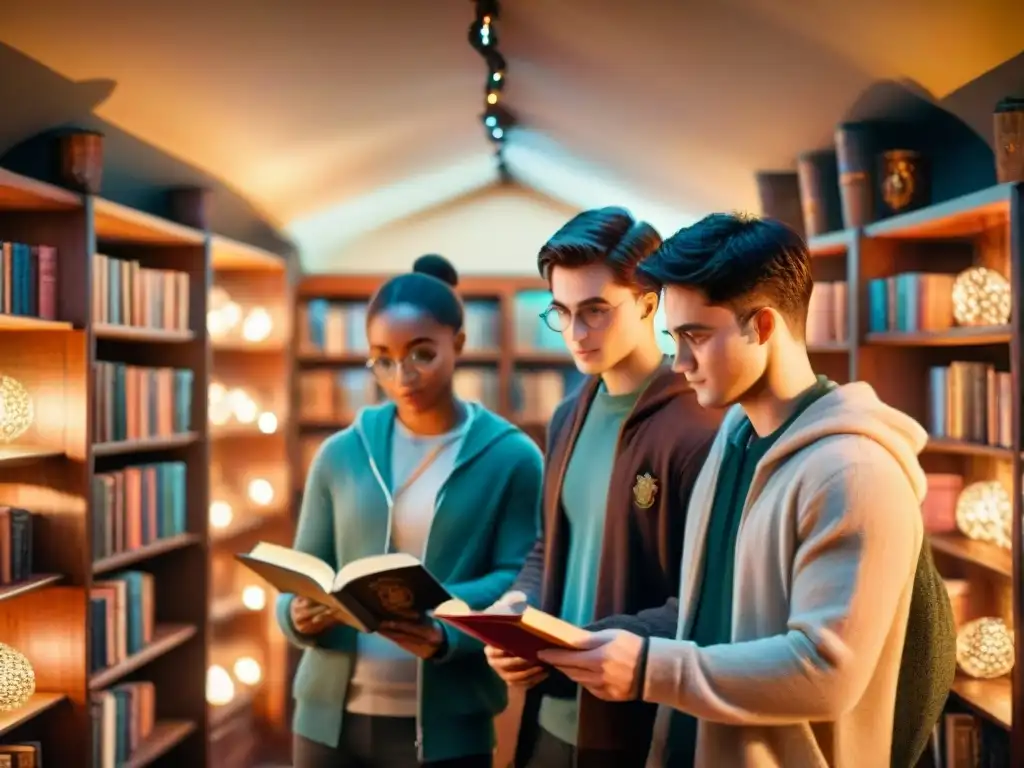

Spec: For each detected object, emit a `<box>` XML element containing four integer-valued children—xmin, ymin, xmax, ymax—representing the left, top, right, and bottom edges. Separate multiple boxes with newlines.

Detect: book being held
<box><xmin>235</xmin><ymin>542</ymin><xmax>451</xmax><ymax>633</ymax></box>
<box><xmin>434</xmin><ymin>597</ymin><xmax>590</xmax><ymax>662</ymax></box>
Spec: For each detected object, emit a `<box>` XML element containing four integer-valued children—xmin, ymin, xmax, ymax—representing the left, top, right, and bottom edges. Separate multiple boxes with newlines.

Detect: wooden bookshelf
<box><xmin>0</xmin><ymin>165</ymin><xmax>221</xmax><ymax>765</ymax></box>
<box><xmin>799</xmin><ymin>181</ymin><xmax>1024</xmax><ymax>759</ymax></box>
<box><xmin>208</xmin><ymin>235</ymin><xmax>296</xmax><ymax>762</ymax></box>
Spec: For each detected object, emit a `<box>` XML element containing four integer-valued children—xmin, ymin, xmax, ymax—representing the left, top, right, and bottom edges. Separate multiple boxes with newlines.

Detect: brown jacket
<box><xmin>510</xmin><ymin>362</ymin><xmax>721</xmax><ymax>766</ymax></box>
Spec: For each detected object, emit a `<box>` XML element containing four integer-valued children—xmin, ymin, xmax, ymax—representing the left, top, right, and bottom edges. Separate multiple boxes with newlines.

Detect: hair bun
<box><xmin>412</xmin><ymin>254</ymin><xmax>459</xmax><ymax>288</ymax></box>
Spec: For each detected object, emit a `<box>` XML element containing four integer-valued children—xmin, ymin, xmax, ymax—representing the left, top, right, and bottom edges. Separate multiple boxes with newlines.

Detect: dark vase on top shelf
<box><xmin>58</xmin><ymin>129</ymin><xmax>104</xmax><ymax>195</ymax></box>
<box><xmin>755</xmin><ymin>171</ymin><xmax>805</xmax><ymax>237</ymax></box>
<box><xmin>878</xmin><ymin>150</ymin><xmax>930</xmax><ymax>218</ymax></box>
<box><xmin>994</xmin><ymin>97</ymin><xmax>1024</xmax><ymax>184</ymax></box>
<box><xmin>835</xmin><ymin>122</ymin><xmax>879</xmax><ymax>229</ymax></box>
<box><xmin>796</xmin><ymin>149</ymin><xmax>844</xmax><ymax>237</ymax></box>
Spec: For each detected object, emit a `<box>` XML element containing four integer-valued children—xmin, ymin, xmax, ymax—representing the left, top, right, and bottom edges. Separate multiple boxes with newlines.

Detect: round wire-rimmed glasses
<box><xmin>538</xmin><ymin>300</ymin><xmax>628</xmax><ymax>333</ymax></box>
<box><xmin>365</xmin><ymin>347</ymin><xmax>438</xmax><ymax>380</ymax></box>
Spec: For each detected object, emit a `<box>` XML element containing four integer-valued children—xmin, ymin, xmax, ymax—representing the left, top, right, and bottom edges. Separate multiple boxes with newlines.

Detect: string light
<box><xmin>468</xmin><ymin>0</ymin><xmax>515</xmax><ymax>180</ymax></box>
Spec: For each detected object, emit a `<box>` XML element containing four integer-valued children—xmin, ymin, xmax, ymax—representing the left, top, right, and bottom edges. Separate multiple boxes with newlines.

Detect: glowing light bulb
<box><xmin>221</xmin><ymin>301</ymin><xmax>242</xmax><ymax>330</ymax></box>
<box><xmin>210</xmin><ymin>500</ymin><xmax>233</xmax><ymax>529</ymax></box>
<box><xmin>207</xmin><ymin>309</ymin><xmax>227</xmax><ymax>338</ymax></box>
<box><xmin>242</xmin><ymin>307</ymin><xmax>273</xmax><ymax>343</ymax></box>
<box><xmin>487</xmin><ymin>93</ymin><xmax>498</xmax><ymax>105</ymax></box>
<box><xmin>206</xmin><ymin>664</ymin><xmax>235</xmax><ymax>705</ymax></box>
<box><xmin>242</xmin><ymin>585</ymin><xmax>267</xmax><ymax>611</ymax></box>
<box><xmin>228</xmin><ymin>388</ymin><xmax>257</xmax><ymax>424</ymax></box>
<box><xmin>492</xmin><ymin>128</ymin><xmax>504</xmax><ymax>140</ymax></box>
<box><xmin>257</xmin><ymin>412</ymin><xmax>278</xmax><ymax>434</ymax></box>
<box><xmin>233</xmin><ymin>656</ymin><xmax>262</xmax><ymax>686</ymax></box>
<box><xmin>247</xmin><ymin>478</ymin><xmax>274</xmax><ymax>506</ymax></box>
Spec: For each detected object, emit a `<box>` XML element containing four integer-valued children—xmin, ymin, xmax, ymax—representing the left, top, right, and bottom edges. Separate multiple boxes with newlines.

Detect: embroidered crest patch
<box><xmin>632</xmin><ymin>472</ymin><xmax>659</xmax><ymax>509</ymax></box>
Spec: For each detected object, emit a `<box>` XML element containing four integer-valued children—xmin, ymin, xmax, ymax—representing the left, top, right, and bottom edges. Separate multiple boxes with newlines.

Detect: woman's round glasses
<box><xmin>366</xmin><ymin>347</ymin><xmax>438</xmax><ymax>380</ymax></box>
<box><xmin>539</xmin><ymin>301</ymin><xmax>624</xmax><ymax>333</ymax></box>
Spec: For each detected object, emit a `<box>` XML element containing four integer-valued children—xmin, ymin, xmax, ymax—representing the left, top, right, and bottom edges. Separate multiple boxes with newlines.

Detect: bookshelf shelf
<box><xmin>930</xmin><ymin>533</ymin><xmax>1012</xmax><ymax>579</ymax></box>
<box><xmin>93</xmin><ymin>323</ymin><xmax>196</xmax><ymax>343</ymax></box>
<box><xmin>210</xmin><ymin>595</ymin><xmax>249</xmax><ymax>624</ymax></box>
<box><xmin>864</xmin><ymin>183</ymin><xmax>1014</xmax><ymax>240</ymax></box>
<box><xmin>807</xmin><ymin>229</ymin><xmax>854</xmax><ymax>257</ymax></box>
<box><xmin>210</xmin><ymin>512</ymin><xmax>278</xmax><ymax>545</ymax></box>
<box><xmin>210</xmin><ymin>235</ymin><xmax>285</xmax><ymax>271</ymax></box>
<box><xmin>124</xmin><ymin>720</ymin><xmax>198</xmax><ymax>768</ymax></box>
<box><xmin>953</xmin><ymin>675</ymin><xmax>1012</xmax><ymax>730</ymax></box>
<box><xmin>0</xmin><ymin>313</ymin><xmax>74</xmax><ymax>332</ymax></box>
<box><xmin>0</xmin><ymin>692</ymin><xmax>67</xmax><ymax>736</ymax></box>
<box><xmin>297</xmin><ymin>352</ymin><xmax>367</xmax><ymax>366</ymax></box>
<box><xmin>93</xmin><ymin>431</ymin><xmax>199</xmax><ymax>457</ymax></box>
<box><xmin>0</xmin><ymin>573</ymin><xmax>62</xmax><ymax>603</ymax></box>
<box><xmin>209</xmin><ymin>688</ymin><xmax>256</xmax><ymax>730</ymax></box>
<box><xmin>93</xmin><ymin>197</ymin><xmax>205</xmax><ymax>246</ymax></box>
<box><xmin>924</xmin><ymin>438</ymin><xmax>1013</xmax><ymax>460</ymax></box>
<box><xmin>92</xmin><ymin>532</ymin><xmax>203</xmax><ymax>575</ymax></box>
<box><xmin>0</xmin><ymin>445</ymin><xmax>65</xmax><ymax>467</ymax></box>
<box><xmin>807</xmin><ymin>341</ymin><xmax>850</xmax><ymax>353</ymax></box>
<box><xmin>865</xmin><ymin>326</ymin><xmax>1012</xmax><ymax>347</ymax></box>
<box><xmin>516</xmin><ymin>351</ymin><xmax>574</xmax><ymax>366</ymax></box>
<box><xmin>0</xmin><ymin>168</ymin><xmax>80</xmax><ymax>211</ymax></box>
<box><xmin>89</xmin><ymin>623</ymin><xmax>198</xmax><ymax>690</ymax></box>
<box><xmin>213</xmin><ymin>340</ymin><xmax>288</xmax><ymax>353</ymax></box>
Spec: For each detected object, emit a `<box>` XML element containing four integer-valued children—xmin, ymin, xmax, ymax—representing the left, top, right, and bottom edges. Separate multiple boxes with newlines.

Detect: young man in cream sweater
<box><xmin>538</xmin><ymin>213</ymin><xmax>949</xmax><ymax>767</ymax></box>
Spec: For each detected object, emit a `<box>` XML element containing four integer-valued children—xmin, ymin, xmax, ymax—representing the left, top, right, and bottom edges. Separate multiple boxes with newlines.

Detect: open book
<box><xmin>434</xmin><ymin>599</ymin><xmax>590</xmax><ymax>661</ymax></box>
<box><xmin>236</xmin><ymin>542</ymin><xmax>451</xmax><ymax>633</ymax></box>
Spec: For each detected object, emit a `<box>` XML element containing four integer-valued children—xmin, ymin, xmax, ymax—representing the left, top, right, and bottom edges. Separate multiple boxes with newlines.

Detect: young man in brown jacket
<box><xmin>484</xmin><ymin>207</ymin><xmax>720</xmax><ymax>767</ymax></box>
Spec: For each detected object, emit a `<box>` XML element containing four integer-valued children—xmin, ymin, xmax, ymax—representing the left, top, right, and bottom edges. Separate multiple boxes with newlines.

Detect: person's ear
<box><xmin>640</xmin><ymin>291</ymin><xmax>659</xmax><ymax>320</ymax></box>
<box><xmin>750</xmin><ymin>308</ymin><xmax>777</xmax><ymax>344</ymax></box>
<box><xmin>453</xmin><ymin>329</ymin><xmax>467</xmax><ymax>354</ymax></box>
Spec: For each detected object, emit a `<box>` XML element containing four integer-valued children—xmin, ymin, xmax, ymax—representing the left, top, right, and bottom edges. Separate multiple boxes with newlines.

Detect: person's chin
<box><xmin>572</xmin><ymin>353</ymin><xmax>605</xmax><ymax>374</ymax></box>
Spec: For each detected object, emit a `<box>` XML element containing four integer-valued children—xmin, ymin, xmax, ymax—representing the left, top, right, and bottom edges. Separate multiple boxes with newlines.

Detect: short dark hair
<box><xmin>537</xmin><ymin>206</ymin><xmax>663</xmax><ymax>293</ymax></box>
<box><xmin>638</xmin><ymin>213</ymin><xmax>813</xmax><ymax>334</ymax></box>
<box><xmin>367</xmin><ymin>254</ymin><xmax>463</xmax><ymax>331</ymax></box>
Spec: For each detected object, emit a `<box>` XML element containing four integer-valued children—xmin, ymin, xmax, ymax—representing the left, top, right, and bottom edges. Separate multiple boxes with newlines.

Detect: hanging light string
<box><xmin>468</xmin><ymin>0</ymin><xmax>514</xmax><ymax>180</ymax></box>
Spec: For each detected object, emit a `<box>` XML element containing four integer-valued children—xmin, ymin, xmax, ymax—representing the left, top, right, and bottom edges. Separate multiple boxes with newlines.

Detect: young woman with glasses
<box><xmin>278</xmin><ymin>255</ymin><xmax>543</xmax><ymax>768</ymax></box>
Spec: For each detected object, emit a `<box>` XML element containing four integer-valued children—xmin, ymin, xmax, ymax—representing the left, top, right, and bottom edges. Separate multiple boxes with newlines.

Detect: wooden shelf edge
<box><xmin>93</xmin><ymin>533</ymin><xmax>202</xmax><ymax>575</ymax></box>
<box><xmin>807</xmin><ymin>342</ymin><xmax>850</xmax><ymax>353</ymax></box>
<box><xmin>94</xmin><ymin>323</ymin><xmax>195</xmax><ymax>343</ymax></box>
<box><xmin>808</xmin><ymin>229</ymin><xmax>854</xmax><ymax>256</ymax></box>
<box><xmin>0</xmin><ymin>314</ymin><xmax>74</xmax><ymax>332</ymax></box>
<box><xmin>93</xmin><ymin>197</ymin><xmax>205</xmax><ymax>246</ymax></box>
<box><xmin>93</xmin><ymin>432</ymin><xmax>198</xmax><ymax>457</ymax></box>
<box><xmin>0</xmin><ymin>445</ymin><xmax>65</xmax><ymax>468</ymax></box>
<box><xmin>211</xmin><ymin>235</ymin><xmax>287</xmax><ymax>271</ymax></box>
<box><xmin>864</xmin><ymin>182</ymin><xmax>1014</xmax><ymax>239</ymax></box>
<box><xmin>865</xmin><ymin>326</ymin><xmax>1011</xmax><ymax>347</ymax></box>
<box><xmin>951</xmin><ymin>675</ymin><xmax>1011</xmax><ymax>730</ymax></box>
<box><xmin>0</xmin><ymin>168</ymin><xmax>81</xmax><ymax>210</ymax></box>
<box><xmin>925</xmin><ymin>437</ymin><xmax>1013</xmax><ymax>460</ymax></box>
<box><xmin>929</xmin><ymin>533</ymin><xmax>1012</xmax><ymax>578</ymax></box>
<box><xmin>0</xmin><ymin>692</ymin><xmax>67</xmax><ymax>736</ymax></box>
<box><xmin>0</xmin><ymin>573</ymin><xmax>62</xmax><ymax>603</ymax></box>
<box><xmin>89</xmin><ymin>624</ymin><xmax>197</xmax><ymax>690</ymax></box>
<box><xmin>123</xmin><ymin>719</ymin><xmax>197</xmax><ymax>768</ymax></box>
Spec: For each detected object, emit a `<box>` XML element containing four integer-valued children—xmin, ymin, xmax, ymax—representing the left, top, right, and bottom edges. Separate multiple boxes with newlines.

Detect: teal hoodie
<box><xmin>275</xmin><ymin>401</ymin><xmax>543</xmax><ymax>762</ymax></box>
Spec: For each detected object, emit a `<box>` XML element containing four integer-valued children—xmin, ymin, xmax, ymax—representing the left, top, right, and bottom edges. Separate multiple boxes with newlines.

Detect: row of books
<box><xmin>0</xmin><ymin>507</ymin><xmax>32</xmax><ymax>586</ymax></box>
<box><xmin>92</xmin><ymin>362</ymin><xmax>194</xmax><ymax>443</ymax></box>
<box><xmin>91</xmin><ymin>681</ymin><xmax>157</xmax><ymax>768</ymax></box>
<box><xmin>300</xmin><ymin>299</ymin><xmax>504</xmax><ymax>355</ymax></box>
<box><xmin>92</xmin><ymin>253</ymin><xmax>190</xmax><ymax>332</ymax></box>
<box><xmin>0</xmin><ymin>240</ymin><xmax>58</xmax><ymax>321</ymax></box>
<box><xmin>867</xmin><ymin>272</ymin><xmax>958</xmax><ymax>334</ymax></box>
<box><xmin>944</xmin><ymin>712</ymin><xmax>1009</xmax><ymax>767</ymax></box>
<box><xmin>89</xmin><ymin>570</ymin><xmax>155</xmax><ymax>674</ymax></box>
<box><xmin>0</xmin><ymin>741</ymin><xmax>42</xmax><ymax>766</ymax></box>
<box><xmin>91</xmin><ymin>463</ymin><xmax>188</xmax><ymax>562</ymax></box>
<box><xmin>928</xmin><ymin>362</ymin><xmax>1012</xmax><ymax>448</ymax></box>
<box><xmin>806</xmin><ymin>281</ymin><xmax>848</xmax><ymax>345</ymax></box>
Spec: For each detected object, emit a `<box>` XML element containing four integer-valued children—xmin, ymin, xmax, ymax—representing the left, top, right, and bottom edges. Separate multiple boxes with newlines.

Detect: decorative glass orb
<box><xmin>0</xmin><ymin>642</ymin><xmax>35</xmax><ymax>711</ymax></box>
<box><xmin>952</xmin><ymin>267</ymin><xmax>1011</xmax><ymax>326</ymax></box>
<box><xmin>0</xmin><ymin>375</ymin><xmax>34</xmax><ymax>444</ymax></box>
<box><xmin>242</xmin><ymin>307</ymin><xmax>273</xmax><ymax>343</ymax></box>
<box><xmin>233</xmin><ymin>656</ymin><xmax>262</xmax><ymax>686</ymax></box>
<box><xmin>206</xmin><ymin>664</ymin><xmax>235</xmax><ymax>705</ymax></box>
<box><xmin>955</xmin><ymin>480</ymin><xmax>1012</xmax><ymax>550</ymax></box>
<box><xmin>956</xmin><ymin>617</ymin><xmax>1015</xmax><ymax>679</ymax></box>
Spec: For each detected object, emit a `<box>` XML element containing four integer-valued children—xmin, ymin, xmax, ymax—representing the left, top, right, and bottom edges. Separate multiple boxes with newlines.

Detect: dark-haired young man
<box><xmin>483</xmin><ymin>207</ymin><xmax>720</xmax><ymax>767</ymax></box>
<box><xmin>538</xmin><ymin>213</ymin><xmax>956</xmax><ymax>768</ymax></box>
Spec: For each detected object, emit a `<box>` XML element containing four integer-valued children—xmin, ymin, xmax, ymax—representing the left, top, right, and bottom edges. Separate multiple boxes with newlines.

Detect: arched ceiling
<box><xmin>2</xmin><ymin>0</ymin><xmax>1023</xmax><ymax>264</ymax></box>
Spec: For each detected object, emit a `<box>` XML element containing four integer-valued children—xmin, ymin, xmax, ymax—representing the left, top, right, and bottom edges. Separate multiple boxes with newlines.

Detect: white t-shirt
<box><xmin>345</xmin><ymin>409</ymin><xmax>471</xmax><ymax>717</ymax></box>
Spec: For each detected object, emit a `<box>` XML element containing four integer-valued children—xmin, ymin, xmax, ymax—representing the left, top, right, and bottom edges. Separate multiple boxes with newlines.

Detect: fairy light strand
<box><xmin>468</xmin><ymin>0</ymin><xmax>515</xmax><ymax>181</ymax></box>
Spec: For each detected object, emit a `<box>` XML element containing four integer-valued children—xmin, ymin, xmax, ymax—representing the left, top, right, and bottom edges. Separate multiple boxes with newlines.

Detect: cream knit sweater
<box><xmin>645</xmin><ymin>382</ymin><xmax>927</xmax><ymax>768</ymax></box>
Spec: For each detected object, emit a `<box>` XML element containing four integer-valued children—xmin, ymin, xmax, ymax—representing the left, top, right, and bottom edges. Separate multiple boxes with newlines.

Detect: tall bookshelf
<box><xmin>207</xmin><ymin>237</ymin><xmax>296</xmax><ymax>765</ymax></box>
<box><xmin>794</xmin><ymin>182</ymin><xmax>1023</xmax><ymax>764</ymax></box>
<box><xmin>0</xmin><ymin>168</ymin><xmax>210</xmax><ymax>765</ymax></box>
